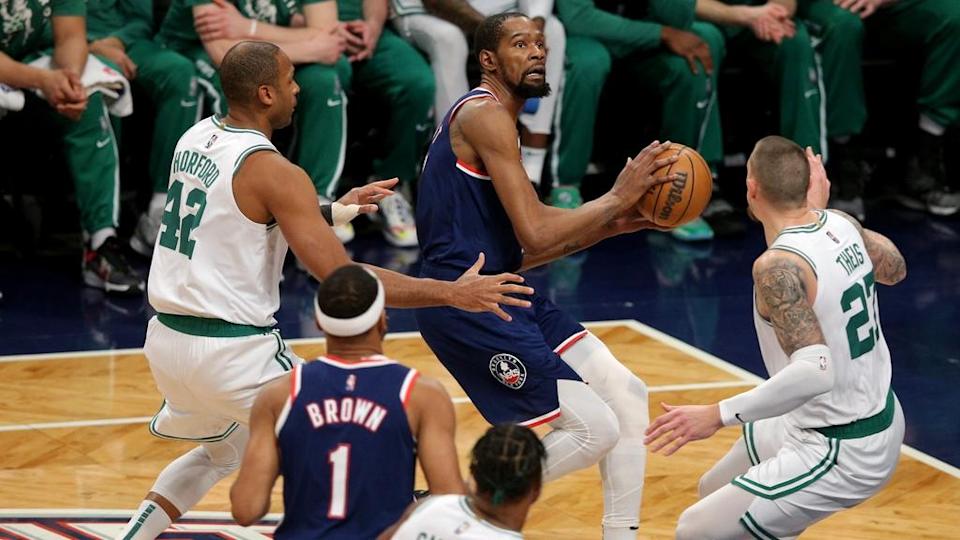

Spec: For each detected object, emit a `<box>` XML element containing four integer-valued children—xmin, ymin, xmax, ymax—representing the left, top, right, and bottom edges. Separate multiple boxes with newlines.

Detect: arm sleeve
<box><xmin>718</xmin><ymin>344</ymin><xmax>835</xmax><ymax>426</ymax></box>
<box><xmin>556</xmin><ymin>0</ymin><xmax>663</xmax><ymax>53</ymax></box>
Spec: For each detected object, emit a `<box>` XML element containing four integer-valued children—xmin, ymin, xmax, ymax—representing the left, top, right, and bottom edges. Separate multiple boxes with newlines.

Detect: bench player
<box><xmin>414</xmin><ymin>13</ymin><xmax>679</xmax><ymax>539</ymax></box>
<box><xmin>231</xmin><ymin>265</ymin><xmax>464</xmax><ymax>538</ymax></box>
<box><xmin>645</xmin><ymin>136</ymin><xmax>907</xmax><ymax>539</ymax></box>
<box><xmin>117</xmin><ymin>41</ymin><xmax>532</xmax><ymax>539</ymax></box>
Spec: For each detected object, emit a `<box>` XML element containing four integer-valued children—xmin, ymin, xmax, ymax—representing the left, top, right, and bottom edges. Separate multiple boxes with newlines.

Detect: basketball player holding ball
<box><xmin>414</xmin><ymin>12</ymin><xmax>708</xmax><ymax>539</ymax></box>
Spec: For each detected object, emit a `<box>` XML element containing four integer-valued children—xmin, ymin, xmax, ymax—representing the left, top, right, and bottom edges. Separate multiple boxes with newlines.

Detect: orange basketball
<box><xmin>637</xmin><ymin>144</ymin><xmax>713</xmax><ymax>227</ymax></box>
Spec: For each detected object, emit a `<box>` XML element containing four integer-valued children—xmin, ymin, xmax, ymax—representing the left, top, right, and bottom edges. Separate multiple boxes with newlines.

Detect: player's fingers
<box><xmin>488</xmin><ymin>303</ymin><xmax>512</xmax><ymax>322</ymax></box>
<box><xmin>651</xmin><ymin>172</ymin><xmax>683</xmax><ymax>187</ymax></box>
<box><xmin>497</xmin><ymin>295</ymin><xmax>533</xmax><ymax>308</ymax></box>
<box><xmin>493</xmin><ymin>272</ymin><xmax>526</xmax><ymax>285</ymax></box>
<box><xmin>633</xmin><ymin>139</ymin><xmax>661</xmax><ymax>161</ymax></box>
<box><xmin>652</xmin><ymin>155</ymin><xmax>680</xmax><ymax>170</ymax></box>
<box><xmin>649</xmin><ymin>430</ymin><xmax>682</xmax><ymax>454</ymax></box>
<box><xmin>497</xmin><ymin>283</ymin><xmax>535</xmax><ymax>296</ymax></box>
<box><xmin>663</xmin><ymin>435</ymin><xmax>690</xmax><ymax>456</ymax></box>
<box><xmin>644</xmin><ymin>414</ymin><xmax>677</xmax><ymax>439</ymax></box>
<box><xmin>355</xmin><ymin>204</ymin><xmax>379</xmax><ymax>214</ymax></box>
<box><xmin>684</xmin><ymin>53</ymin><xmax>698</xmax><ymax>75</ymax></box>
<box><xmin>698</xmin><ymin>48</ymin><xmax>714</xmax><ymax>75</ymax></box>
<box><xmin>466</xmin><ymin>252</ymin><xmax>485</xmax><ymax>275</ymax></box>
<box><xmin>368</xmin><ymin>177</ymin><xmax>400</xmax><ymax>189</ymax></box>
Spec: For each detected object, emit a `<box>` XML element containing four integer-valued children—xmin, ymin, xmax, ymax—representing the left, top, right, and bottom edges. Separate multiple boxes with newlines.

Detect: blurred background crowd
<box><xmin>0</xmin><ymin>0</ymin><xmax>957</xmax><ymax>295</ymax></box>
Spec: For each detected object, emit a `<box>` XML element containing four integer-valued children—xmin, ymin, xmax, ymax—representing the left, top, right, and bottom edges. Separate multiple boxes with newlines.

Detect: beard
<box><xmin>515</xmin><ymin>71</ymin><xmax>552</xmax><ymax>99</ymax></box>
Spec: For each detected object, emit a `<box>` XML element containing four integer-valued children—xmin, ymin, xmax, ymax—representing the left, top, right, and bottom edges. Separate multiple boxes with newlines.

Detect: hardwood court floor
<box><xmin>0</xmin><ymin>322</ymin><xmax>957</xmax><ymax>539</ymax></box>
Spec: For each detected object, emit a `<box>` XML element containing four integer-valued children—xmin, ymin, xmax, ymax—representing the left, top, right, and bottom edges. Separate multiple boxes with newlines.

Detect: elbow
<box><xmin>230</xmin><ymin>487</ymin><xmax>265</xmax><ymax>527</ymax></box>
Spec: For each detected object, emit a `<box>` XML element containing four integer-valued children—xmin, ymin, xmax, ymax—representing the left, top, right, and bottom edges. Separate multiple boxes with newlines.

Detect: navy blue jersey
<box><xmin>275</xmin><ymin>355</ymin><xmax>419</xmax><ymax>540</ymax></box>
<box><xmin>417</xmin><ymin>88</ymin><xmax>524</xmax><ymax>274</ymax></box>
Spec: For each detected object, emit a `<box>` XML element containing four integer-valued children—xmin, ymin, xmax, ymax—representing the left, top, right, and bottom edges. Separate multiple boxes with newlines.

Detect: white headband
<box><xmin>314</xmin><ymin>271</ymin><xmax>385</xmax><ymax>337</ymax></box>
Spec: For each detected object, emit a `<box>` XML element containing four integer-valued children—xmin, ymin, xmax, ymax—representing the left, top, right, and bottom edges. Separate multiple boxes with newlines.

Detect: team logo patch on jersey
<box><xmin>489</xmin><ymin>353</ymin><xmax>526</xmax><ymax>389</ymax></box>
<box><xmin>205</xmin><ymin>134</ymin><xmax>218</xmax><ymax>149</ymax></box>
<box><xmin>827</xmin><ymin>231</ymin><xmax>840</xmax><ymax>244</ymax></box>
<box><xmin>346</xmin><ymin>374</ymin><xmax>357</xmax><ymax>392</ymax></box>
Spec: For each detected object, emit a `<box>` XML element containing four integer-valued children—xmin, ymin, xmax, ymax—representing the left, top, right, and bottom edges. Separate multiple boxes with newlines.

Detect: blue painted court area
<box><xmin>1</xmin><ymin>203</ymin><xmax>957</xmax><ymax>468</ymax></box>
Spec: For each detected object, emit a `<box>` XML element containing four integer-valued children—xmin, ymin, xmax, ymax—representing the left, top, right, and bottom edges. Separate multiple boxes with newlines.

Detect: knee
<box><xmin>589</xmin><ymin>404</ymin><xmax>621</xmax><ymax>457</ymax></box>
<box><xmin>675</xmin><ymin>505</ymin><xmax>709</xmax><ymax>540</ymax></box>
<box><xmin>154</xmin><ymin>53</ymin><xmax>199</xmax><ymax>94</ymax></box>
<box><xmin>826</xmin><ymin>9</ymin><xmax>864</xmax><ymax>42</ymax></box>
<box><xmin>777</xmin><ymin>25</ymin><xmax>814</xmax><ymax>60</ymax></box>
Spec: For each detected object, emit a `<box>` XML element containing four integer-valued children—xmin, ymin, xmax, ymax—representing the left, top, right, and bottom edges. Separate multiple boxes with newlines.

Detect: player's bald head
<box><xmin>748</xmin><ymin>136</ymin><xmax>810</xmax><ymax>209</ymax></box>
<box><xmin>220</xmin><ymin>41</ymin><xmax>284</xmax><ymax>106</ymax></box>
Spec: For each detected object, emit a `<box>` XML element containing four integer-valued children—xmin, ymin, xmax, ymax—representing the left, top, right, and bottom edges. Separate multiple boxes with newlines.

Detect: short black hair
<box><xmin>470</xmin><ymin>424</ymin><xmax>545</xmax><ymax>505</ymax></box>
<box><xmin>474</xmin><ymin>12</ymin><xmax>528</xmax><ymax>59</ymax></box>
<box><xmin>316</xmin><ymin>265</ymin><xmax>379</xmax><ymax>319</ymax></box>
<box><xmin>749</xmin><ymin>135</ymin><xmax>810</xmax><ymax>208</ymax></box>
<box><xmin>220</xmin><ymin>41</ymin><xmax>282</xmax><ymax>106</ymax></box>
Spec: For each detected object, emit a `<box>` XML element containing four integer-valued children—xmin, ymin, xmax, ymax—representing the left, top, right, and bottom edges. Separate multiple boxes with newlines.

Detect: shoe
<box><xmin>129</xmin><ymin>209</ymin><xmax>161</xmax><ymax>257</ymax></box>
<box><xmin>550</xmin><ymin>186</ymin><xmax>582</xmax><ymax>209</ymax></box>
<box><xmin>927</xmin><ymin>188</ymin><xmax>960</xmax><ymax>216</ymax></box>
<box><xmin>702</xmin><ymin>197</ymin><xmax>745</xmax><ymax>237</ymax></box>
<box><xmin>899</xmin><ymin>130</ymin><xmax>945</xmax><ymax>211</ymax></box>
<box><xmin>83</xmin><ymin>237</ymin><xmax>145</xmax><ymax>294</ymax></box>
<box><xmin>378</xmin><ymin>192</ymin><xmax>418</xmax><ymax>248</ymax></box>
<box><xmin>318</xmin><ymin>196</ymin><xmax>355</xmax><ymax>244</ymax></box>
<box><xmin>671</xmin><ymin>217</ymin><xmax>715</xmax><ymax>242</ymax></box>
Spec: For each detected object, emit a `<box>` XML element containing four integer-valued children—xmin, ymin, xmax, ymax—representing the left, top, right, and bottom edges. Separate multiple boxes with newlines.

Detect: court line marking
<box><xmin>0</xmin><ymin>380</ymin><xmax>757</xmax><ymax>433</ymax></box>
<box><xmin>2</xmin><ymin>319</ymin><xmax>957</xmax><ymax>480</ymax></box>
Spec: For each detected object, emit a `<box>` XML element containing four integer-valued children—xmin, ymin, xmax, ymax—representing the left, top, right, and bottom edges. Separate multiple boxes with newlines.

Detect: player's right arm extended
<box><xmin>718</xmin><ymin>251</ymin><xmax>835</xmax><ymax>425</ymax></box>
<box><xmin>460</xmin><ymin>101</ymin><xmax>675</xmax><ymax>258</ymax></box>
<box><xmin>230</xmin><ymin>376</ymin><xmax>287</xmax><ymax>525</ymax></box>
<box><xmin>828</xmin><ymin>210</ymin><xmax>907</xmax><ymax>286</ymax></box>
<box><xmin>409</xmin><ymin>376</ymin><xmax>467</xmax><ymax>495</ymax></box>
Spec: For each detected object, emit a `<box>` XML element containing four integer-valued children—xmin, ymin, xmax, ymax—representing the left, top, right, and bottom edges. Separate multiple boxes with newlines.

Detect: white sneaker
<box><xmin>129</xmin><ymin>208</ymin><xmax>162</xmax><ymax>257</ymax></box>
<box><xmin>378</xmin><ymin>192</ymin><xmax>418</xmax><ymax>248</ymax></box>
<box><xmin>319</xmin><ymin>196</ymin><xmax>355</xmax><ymax>244</ymax></box>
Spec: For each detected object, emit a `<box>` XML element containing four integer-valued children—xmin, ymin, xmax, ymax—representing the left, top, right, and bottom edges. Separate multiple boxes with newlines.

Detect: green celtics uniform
<box><xmin>158</xmin><ymin>0</ymin><xmax>349</xmax><ymax>198</ymax></box>
<box><xmin>800</xmin><ymin>0</ymin><xmax>960</xmax><ymax>137</ymax></box>
<box><xmin>336</xmin><ymin>0</ymin><xmax>435</xmax><ymax>188</ymax></box>
<box><xmin>1</xmin><ymin>0</ymin><xmax>121</xmax><ymax>236</ymax></box>
<box><xmin>714</xmin><ymin>0</ymin><xmax>823</xmax><ymax>153</ymax></box>
<box><xmin>88</xmin><ymin>0</ymin><xmax>201</xmax><ymax>195</ymax></box>
<box><xmin>554</xmin><ymin>0</ymin><xmax>724</xmax><ymax>188</ymax></box>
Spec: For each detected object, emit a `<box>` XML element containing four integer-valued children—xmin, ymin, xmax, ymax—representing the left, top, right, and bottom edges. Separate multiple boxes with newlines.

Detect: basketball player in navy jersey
<box><xmin>414</xmin><ymin>12</ymin><xmax>682</xmax><ymax>539</ymax></box>
<box><xmin>230</xmin><ymin>265</ymin><xmax>465</xmax><ymax>538</ymax></box>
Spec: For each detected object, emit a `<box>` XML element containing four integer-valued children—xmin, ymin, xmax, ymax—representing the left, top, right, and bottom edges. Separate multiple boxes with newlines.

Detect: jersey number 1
<box><xmin>840</xmin><ymin>271</ymin><xmax>878</xmax><ymax>359</ymax></box>
<box><xmin>158</xmin><ymin>180</ymin><xmax>207</xmax><ymax>259</ymax></box>
<box><xmin>327</xmin><ymin>444</ymin><xmax>351</xmax><ymax>519</ymax></box>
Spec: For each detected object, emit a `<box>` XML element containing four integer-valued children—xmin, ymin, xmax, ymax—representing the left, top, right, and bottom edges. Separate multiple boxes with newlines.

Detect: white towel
<box><xmin>0</xmin><ymin>54</ymin><xmax>134</xmax><ymax>118</ymax></box>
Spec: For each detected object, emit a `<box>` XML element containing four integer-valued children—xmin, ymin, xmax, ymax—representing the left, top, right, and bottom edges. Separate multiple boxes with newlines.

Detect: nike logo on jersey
<box><xmin>735</xmin><ymin>413</ymin><xmax>745</xmax><ymax>424</ymax></box>
<box><xmin>180</xmin><ymin>99</ymin><xmax>197</xmax><ymax>107</ymax></box>
<box><xmin>327</xmin><ymin>98</ymin><xmax>342</xmax><ymax>107</ymax></box>
<box><xmin>804</xmin><ymin>89</ymin><xmax>818</xmax><ymax>99</ymax></box>
<box><xmin>95</xmin><ymin>137</ymin><xmax>111</xmax><ymax>149</ymax></box>
<box><xmin>696</xmin><ymin>99</ymin><xmax>709</xmax><ymax>109</ymax></box>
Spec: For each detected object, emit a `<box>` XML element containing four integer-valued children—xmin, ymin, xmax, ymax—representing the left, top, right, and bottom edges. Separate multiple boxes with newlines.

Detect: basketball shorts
<box><xmin>143</xmin><ymin>316</ymin><xmax>301</xmax><ymax>442</ymax></box>
<box><xmin>415</xmin><ymin>289</ymin><xmax>584</xmax><ymax>427</ymax></box>
<box><xmin>731</xmin><ymin>395</ymin><xmax>905</xmax><ymax>538</ymax></box>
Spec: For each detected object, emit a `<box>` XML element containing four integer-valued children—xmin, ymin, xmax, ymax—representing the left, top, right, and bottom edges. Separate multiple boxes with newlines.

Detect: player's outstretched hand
<box><xmin>644</xmin><ymin>402</ymin><xmax>723</xmax><ymax>456</ymax></box>
<box><xmin>611</xmin><ymin>140</ymin><xmax>683</xmax><ymax>209</ymax></box>
<box><xmin>337</xmin><ymin>178</ymin><xmax>398</xmax><ymax>214</ymax></box>
<box><xmin>452</xmin><ymin>253</ymin><xmax>534</xmax><ymax>322</ymax></box>
<box><xmin>805</xmin><ymin>147</ymin><xmax>830</xmax><ymax>210</ymax></box>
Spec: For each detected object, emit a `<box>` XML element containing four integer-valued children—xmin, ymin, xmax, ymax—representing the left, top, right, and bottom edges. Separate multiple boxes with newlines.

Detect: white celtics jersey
<box><xmin>753</xmin><ymin>210</ymin><xmax>892</xmax><ymax>429</ymax></box>
<box><xmin>392</xmin><ymin>495</ymin><xmax>523</xmax><ymax>540</ymax></box>
<box><xmin>148</xmin><ymin>116</ymin><xmax>287</xmax><ymax>328</ymax></box>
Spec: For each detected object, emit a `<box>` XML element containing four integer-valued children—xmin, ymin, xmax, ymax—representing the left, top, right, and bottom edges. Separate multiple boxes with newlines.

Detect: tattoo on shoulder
<box><xmin>755</xmin><ymin>257</ymin><xmax>825</xmax><ymax>355</ymax></box>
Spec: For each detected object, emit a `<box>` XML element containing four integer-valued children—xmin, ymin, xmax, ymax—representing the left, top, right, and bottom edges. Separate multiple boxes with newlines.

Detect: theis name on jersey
<box><xmin>172</xmin><ymin>149</ymin><xmax>221</xmax><ymax>188</ymax></box>
<box><xmin>835</xmin><ymin>242</ymin><xmax>866</xmax><ymax>276</ymax></box>
<box><xmin>305</xmin><ymin>396</ymin><xmax>389</xmax><ymax>432</ymax></box>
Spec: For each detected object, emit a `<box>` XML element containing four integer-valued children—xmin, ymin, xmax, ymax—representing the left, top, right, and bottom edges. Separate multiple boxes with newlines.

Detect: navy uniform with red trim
<box><xmin>274</xmin><ymin>355</ymin><xmax>419</xmax><ymax>539</ymax></box>
<box><xmin>415</xmin><ymin>88</ymin><xmax>585</xmax><ymax>428</ymax></box>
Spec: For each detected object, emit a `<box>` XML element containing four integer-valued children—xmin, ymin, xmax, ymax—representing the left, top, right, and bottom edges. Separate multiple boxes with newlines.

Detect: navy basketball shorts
<box><xmin>415</xmin><ymin>291</ymin><xmax>586</xmax><ymax>427</ymax></box>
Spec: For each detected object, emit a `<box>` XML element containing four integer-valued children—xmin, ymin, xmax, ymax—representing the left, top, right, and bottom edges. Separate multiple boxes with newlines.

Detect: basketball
<box><xmin>637</xmin><ymin>143</ymin><xmax>713</xmax><ymax>227</ymax></box>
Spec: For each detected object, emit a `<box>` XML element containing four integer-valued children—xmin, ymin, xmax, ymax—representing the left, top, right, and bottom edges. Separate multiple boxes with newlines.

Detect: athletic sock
<box><xmin>117</xmin><ymin>500</ymin><xmax>172</xmax><ymax>540</ymax></box>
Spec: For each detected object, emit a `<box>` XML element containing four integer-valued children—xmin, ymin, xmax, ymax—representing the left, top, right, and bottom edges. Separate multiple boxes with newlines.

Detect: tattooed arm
<box><xmin>644</xmin><ymin>250</ymin><xmax>835</xmax><ymax>455</ymax></box>
<box><xmin>829</xmin><ymin>210</ymin><xmax>906</xmax><ymax>286</ymax></box>
<box><xmin>753</xmin><ymin>250</ymin><xmax>825</xmax><ymax>354</ymax></box>
<box><xmin>422</xmin><ymin>0</ymin><xmax>485</xmax><ymax>35</ymax></box>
